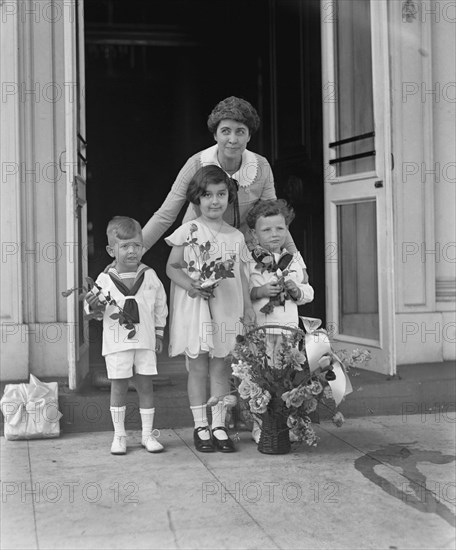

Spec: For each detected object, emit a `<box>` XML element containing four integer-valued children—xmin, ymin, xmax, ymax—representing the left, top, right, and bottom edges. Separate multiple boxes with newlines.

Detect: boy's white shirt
<box><xmin>246</xmin><ymin>249</ymin><xmax>314</xmax><ymax>326</ymax></box>
<box><xmin>84</xmin><ymin>265</ymin><xmax>168</xmax><ymax>356</ymax></box>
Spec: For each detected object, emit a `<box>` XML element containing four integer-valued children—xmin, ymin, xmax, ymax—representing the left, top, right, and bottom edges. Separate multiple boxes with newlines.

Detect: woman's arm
<box><xmin>142</xmin><ymin>156</ymin><xmax>198</xmax><ymax>250</ymax></box>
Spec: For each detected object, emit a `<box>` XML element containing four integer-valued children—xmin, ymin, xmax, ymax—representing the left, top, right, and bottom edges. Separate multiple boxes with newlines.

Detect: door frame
<box><xmin>64</xmin><ymin>0</ymin><xmax>89</xmax><ymax>389</ymax></box>
<box><xmin>321</xmin><ymin>0</ymin><xmax>396</xmax><ymax>375</ymax></box>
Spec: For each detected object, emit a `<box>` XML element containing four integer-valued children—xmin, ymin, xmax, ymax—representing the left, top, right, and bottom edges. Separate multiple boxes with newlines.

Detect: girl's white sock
<box><xmin>110</xmin><ymin>406</ymin><xmax>127</xmax><ymax>437</ymax></box>
<box><xmin>139</xmin><ymin>408</ymin><xmax>155</xmax><ymax>440</ymax></box>
<box><xmin>190</xmin><ymin>404</ymin><xmax>211</xmax><ymax>440</ymax></box>
<box><xmin>211</xmin><ymin>402</ymin><xmax>228</xmax><ymax>440</ymax></box>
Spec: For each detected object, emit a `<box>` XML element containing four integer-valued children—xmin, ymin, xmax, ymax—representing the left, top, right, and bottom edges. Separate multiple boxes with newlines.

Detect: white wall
<box><xmin>0</xmin><ymin>1</ymin><xmax>69</xmax><ymax>380</ymax></box>
<box><xmin>390</xmin><ymin>0</ymin><xmax>456</xmax><ymax>364</ymax></box>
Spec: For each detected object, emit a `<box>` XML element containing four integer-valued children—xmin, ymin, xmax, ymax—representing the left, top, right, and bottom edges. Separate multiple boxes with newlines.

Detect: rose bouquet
<box><xmin>231</xmin><ymin>320</ymin><xmax>371</xmax><ymax>451</ymax></box>
<box><xmin>170</xmin><ymin>223</ymin><xmax>236</xmax><ymax>296</ymax></box>
<box><xmin>62</xmin><ymin>277</ymin><xmax>138</xmax><ymax>339</ymax></box>
<box><xmin>251</xmin><ymin>245</ymin><xmax>296</xmax><ymax>315</ymax></box>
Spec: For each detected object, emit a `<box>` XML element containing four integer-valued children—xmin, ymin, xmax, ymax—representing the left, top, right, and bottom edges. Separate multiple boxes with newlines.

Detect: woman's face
<box><xmin>214</xmin><ymin>119</ymin><xmax>251</xmax><ymax>165</ymax></box>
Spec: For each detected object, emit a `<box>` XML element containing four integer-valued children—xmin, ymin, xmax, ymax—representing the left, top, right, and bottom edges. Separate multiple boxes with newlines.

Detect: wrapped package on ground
<box><xmin>0</xmin><ymin>374</ymin><xmax>62</xmax><ymax>440</ymax></box>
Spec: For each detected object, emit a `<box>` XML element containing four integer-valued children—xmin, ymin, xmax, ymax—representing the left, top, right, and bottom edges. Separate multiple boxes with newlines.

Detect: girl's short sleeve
<box><xmin>164</xmin><ymin>223</ymin><xmax>192</xmax><ymax>247</ymax></box>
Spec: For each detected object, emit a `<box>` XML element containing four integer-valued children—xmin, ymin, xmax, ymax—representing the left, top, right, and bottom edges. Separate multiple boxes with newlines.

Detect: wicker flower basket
<box><xmin>258</xmin><ymin>397</ymin><xmax>291</xmax><ymax>455</ymax></box>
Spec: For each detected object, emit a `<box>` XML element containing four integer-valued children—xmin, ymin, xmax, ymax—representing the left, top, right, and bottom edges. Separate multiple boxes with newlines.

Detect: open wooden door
<box><xmin>64</xmin><ymin>0</ymin><xmax>88</xmax><ymax>389</ymax></box>
<box><xmin>321</xmin><ymin>0</ymin><xmax>396</xmax><ymax>375</ymax></box>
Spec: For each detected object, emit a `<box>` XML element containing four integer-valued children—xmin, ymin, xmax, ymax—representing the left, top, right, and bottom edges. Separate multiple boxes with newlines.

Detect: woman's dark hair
<box><xmin>187</xmin><ymin>165</ymin><xmax>238</xmax><ymax>205</ymax></box>
<box><xmin>207</xmin><ymin>96</ymin><xmax>261</xmax><ymax>135</ymax></box>
<box><xmin>246</xmin><ymin>199</ymin><xmax>295</xmax><ymax>229</ymax></box>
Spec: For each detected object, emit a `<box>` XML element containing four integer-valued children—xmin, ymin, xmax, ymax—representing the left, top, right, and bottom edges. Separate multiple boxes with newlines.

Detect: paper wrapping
<box><xmin>0</xmin><ymin>374</ymin><xmax>62</xmax><ymax>440</ymax></box>
<box><xmin>300</xmin><ymin>317</ymin><xmax>353</xmax><ymax>406</ymax></box>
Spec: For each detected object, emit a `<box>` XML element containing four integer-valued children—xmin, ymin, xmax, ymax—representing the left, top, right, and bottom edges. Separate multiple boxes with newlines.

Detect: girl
<box><xmin>166</xmin><ymin>165</ymin><xmax>255</xmax><ymax>453</ymax></box>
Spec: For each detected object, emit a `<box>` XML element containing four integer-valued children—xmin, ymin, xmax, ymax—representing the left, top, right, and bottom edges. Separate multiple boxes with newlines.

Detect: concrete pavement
<box><xmin>1</xmin><ymin>413</ymin><xmax>455</xmax><ymax>550</ymax></box>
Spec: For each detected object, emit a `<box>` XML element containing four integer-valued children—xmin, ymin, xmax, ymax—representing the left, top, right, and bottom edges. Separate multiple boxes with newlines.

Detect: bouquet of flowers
<box><xmin>170</xmin><ymin>223</ymin><xmax>236</xmax><ymax>296</ymax></box>
<box><xmin>231</xmin><ymin>320</ymin><xmax>371</xmax><ymax>452</ymax></box>
<box><xmin>251</xmin><ymin>245</ymin><xmax>296</xmax><ymax>315</ymax></box>
<box><xmin>62</xmin><ymin>277</ymin><xmax>138</xmax><ymax>339</ymax></box>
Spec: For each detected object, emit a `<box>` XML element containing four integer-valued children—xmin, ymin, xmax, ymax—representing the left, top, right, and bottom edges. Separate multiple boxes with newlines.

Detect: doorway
<box><xmin>84</xmin><ymin>0</ymin><xmax>325</xmax><ymax>371</ymax></box>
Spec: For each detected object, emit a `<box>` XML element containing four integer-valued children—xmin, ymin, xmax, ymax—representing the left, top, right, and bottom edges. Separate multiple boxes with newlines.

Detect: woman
<box><xmin>142</xmin><ymin>96</ymin><xmax>297</xmax><ymax>253</ymax></box>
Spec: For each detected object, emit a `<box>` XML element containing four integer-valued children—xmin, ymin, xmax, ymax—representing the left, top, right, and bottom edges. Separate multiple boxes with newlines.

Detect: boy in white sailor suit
<box><xmin>85</xmin><ymin>216</ymin><xmax>168</xmax><ymax>455</ymax></box>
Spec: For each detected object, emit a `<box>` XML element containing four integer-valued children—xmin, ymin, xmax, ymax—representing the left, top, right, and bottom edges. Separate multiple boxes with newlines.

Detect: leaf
<box><xmin>188</xmin><ymin>267</ymin><xmax>195</xmax><ymax>272</ymax></box>
<box><xmin>205</xmin><ymin>241</ymin><xmax>211</xmax><ymax>251</ymax></box>
<box><xmin>110</xmin><ymin>299</ymin><xmax>117</xmax><ymax>306</ymax></box>
<box><xmin>124</xmin><ymin>323</ymin><xmax>135</xmax><ymax>330</ymax></box>
<box><xmin>127</xmin><ymin>329</ymin><xmax>136</xmax><ymax>339</ymax></box>
<box><xmin>110</xmin><ymin>313</ymin><xmax>120</xmax><ymax>320</ymax></box>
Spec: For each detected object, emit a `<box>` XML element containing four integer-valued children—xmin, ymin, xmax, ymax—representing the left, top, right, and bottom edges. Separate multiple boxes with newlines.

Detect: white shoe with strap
<box><xmin>142</xmin><ymin>435</ymin><xmax>164</xmax><ymax>453</ymax></box>
<box><xmin>111</xmin><ymin>435</ymin><xmax>127</xmax><ymax>455</ymax></box>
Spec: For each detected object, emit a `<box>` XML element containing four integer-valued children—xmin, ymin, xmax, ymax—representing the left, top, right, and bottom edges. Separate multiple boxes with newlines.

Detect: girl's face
<box><xmin>107</xmin><ymin>233</ymin><xmax>144</xmax><ymax>273</ymax></box>
<box><xmin>214</xmin><ymin>119</ymin><xmax>251</xmax><ymax>166</ymax></box>
<box><xmin>253</xmin><ymin>214</ymin><xmax>288</xmax><ymax>254</ymax></box>
<box><xmin>199</xmin><ymin>182</ymin><xmax>229</xmax><ymax>222</ymax></box>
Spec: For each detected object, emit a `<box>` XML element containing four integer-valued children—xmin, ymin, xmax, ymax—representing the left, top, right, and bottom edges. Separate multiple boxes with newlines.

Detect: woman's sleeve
<box><xmin>257</xmin><ymin>157</ymin><xmax>277</xmax><ymax>201</ymax></box>
<box><xmin>142</xmin><ymin>156</ymin><xmax>198</xmax><ymax>250</ymax></box>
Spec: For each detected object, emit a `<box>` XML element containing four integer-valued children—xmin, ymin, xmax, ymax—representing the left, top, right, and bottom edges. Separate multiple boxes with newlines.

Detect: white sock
<box><xmin>140</xmin><ymin>408</ymin><xmax>155</xmax><ymax>441</ymax></box>
<box><xmin>190</xmin><ymin>405</ymin><xmax>210</xmax><ymax>440</ymax></box>
<box><xmin>211</xmin><ymin>402</ymin><xmax>228</xmax><ymax>440</ymax></box>
<box><xmin>110</xmin><ymin>406</ymin><xmax>126</xmax><ymax>437</ymax></box>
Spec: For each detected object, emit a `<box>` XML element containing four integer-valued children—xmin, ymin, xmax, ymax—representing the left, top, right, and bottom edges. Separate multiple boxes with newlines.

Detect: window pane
<box><xmin>337</xmin><ymin>201</ymin><xmax>379</xmax><ymax>340</ymax></box>
<box><xmin>335</xmin><ymin>0</ymin><xmax>375</xmax><ymax>176</ymax></box>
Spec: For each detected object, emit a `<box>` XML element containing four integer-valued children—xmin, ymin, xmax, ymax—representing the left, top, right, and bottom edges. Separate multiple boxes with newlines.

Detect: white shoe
<box><xmin>142</xmin><ymin>435</ymin><xmax>164</xmax><ymax>453</ymax></box>
<box><xmin>252</xmin><ymin>424</ymin><xmax>261</xmax><ymax>444</ymax></box>
<box><xmin>111</xmin><ymin>435</ymin><xmax>127</xmax><ymax>455</ymax></box>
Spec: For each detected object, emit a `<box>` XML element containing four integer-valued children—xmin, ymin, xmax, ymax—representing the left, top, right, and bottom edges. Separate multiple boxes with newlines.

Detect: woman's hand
<box><xmin>187</xmin><ymin>281</ymin><xmax>213</xmax><ymax>300</ymax></box>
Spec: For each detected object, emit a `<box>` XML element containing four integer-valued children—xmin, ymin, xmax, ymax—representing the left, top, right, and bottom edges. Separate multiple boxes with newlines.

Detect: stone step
<box><xmin>1</xmin><ymin>362</ymin><xmax>455</xmax><ymax>435</ymax></box>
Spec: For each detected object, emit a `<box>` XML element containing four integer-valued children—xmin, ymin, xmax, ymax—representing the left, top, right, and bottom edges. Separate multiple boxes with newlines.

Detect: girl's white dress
<box><xmin>165</xmin><ymin>219</ymin><xmax>248</xmax><ymax>359</ymax></box>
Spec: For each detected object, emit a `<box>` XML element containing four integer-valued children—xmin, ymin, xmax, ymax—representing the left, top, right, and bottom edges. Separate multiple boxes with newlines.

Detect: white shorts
<box><xmin>105</xmin><ymin>349</ymin><xmax>157</xmax><ymax>379</ymax></box>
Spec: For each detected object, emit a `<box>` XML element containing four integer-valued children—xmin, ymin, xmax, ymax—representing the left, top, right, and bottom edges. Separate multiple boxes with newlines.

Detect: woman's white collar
<box><xmin>200</xmin><ymin>145</ymin><xmax>258</xmax><ymax>188</ymax></box>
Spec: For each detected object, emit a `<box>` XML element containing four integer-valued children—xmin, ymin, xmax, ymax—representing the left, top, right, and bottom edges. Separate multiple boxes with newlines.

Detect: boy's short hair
<box><xmin>106</xmin><ymin>216</ymin><xmax>142</xmax><ymax>246</ymax></box>
<box><xmin>246</xmin><ymin>199</ymin><xmax>295</xmax><ymax>229</ymax></box>
<box><xmin>187</xmin><ymin>165</ymin><xmax>238</xmax><ymax>205</ymax></box>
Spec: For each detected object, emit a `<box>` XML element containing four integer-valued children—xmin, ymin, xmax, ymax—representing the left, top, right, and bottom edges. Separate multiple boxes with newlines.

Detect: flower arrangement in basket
<box><xmin>231</xmin><ymin>319</ymin><xmax>371</xmax><ymax>454</ymax></box>
<box><xmin>170</xmin><ymin>222</ymin><xmax>236</xmax><ymax>297</ymax></box>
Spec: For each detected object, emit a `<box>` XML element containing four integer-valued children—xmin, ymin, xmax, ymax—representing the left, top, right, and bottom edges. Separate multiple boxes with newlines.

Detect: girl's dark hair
<box><xmin>246</xmin><ymin>199</ymin><xmax>295</xmax><ymax>229</ymax></box>
<box><xmin>207</xmin><ymin>96</ymin><xmax>261</xmax><ymax>135</ymax></box>
<box><xmin>187</xmin><ymin>165</ymin><xmax>238</xmax><ymax>205</ymax></box>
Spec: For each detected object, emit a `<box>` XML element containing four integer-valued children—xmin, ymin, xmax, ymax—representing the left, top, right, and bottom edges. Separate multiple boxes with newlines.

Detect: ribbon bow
<box><xmin>300</xmin><ymin>317</ymin><xmax>353</xmax><ymax>406</ymax></box>
<box><xmin>0</xmin><ymin>374</ymin><xmax>62</xmax><ymax>427</ymax></box>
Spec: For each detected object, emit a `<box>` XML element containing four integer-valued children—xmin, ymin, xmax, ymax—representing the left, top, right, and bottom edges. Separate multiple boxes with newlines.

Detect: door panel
<box><xmin>269</xmin><ymin>0</ymin><xmax>325</xmax><ymax>322</ymax></box>
<box><xmin>322</xmin><ymin>0</ymin><xmax>395</xmax><ymax>374</ymax></box>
